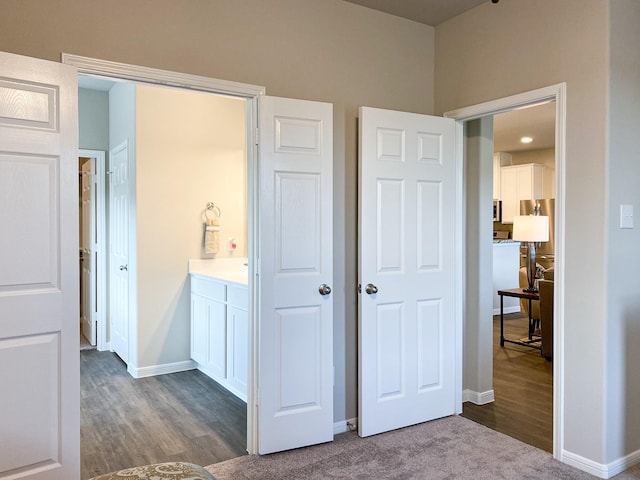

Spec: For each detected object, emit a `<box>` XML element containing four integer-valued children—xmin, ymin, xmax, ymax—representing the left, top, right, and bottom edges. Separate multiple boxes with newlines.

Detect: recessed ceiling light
<box><xmin>521</xmin><ymin>136</ymin><xmax>533</xmax><ymax>144</ymax></box>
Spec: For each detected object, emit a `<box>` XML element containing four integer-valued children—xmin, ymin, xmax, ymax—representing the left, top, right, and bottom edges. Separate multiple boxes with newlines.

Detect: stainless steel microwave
<box><xmin>493</xmin><ymin>200</ymin><xmax>502</xmax><ymax>222</ymax></box>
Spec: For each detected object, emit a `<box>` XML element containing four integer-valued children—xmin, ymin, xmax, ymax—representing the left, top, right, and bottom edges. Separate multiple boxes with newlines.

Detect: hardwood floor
<box><xmin>80</xmin><ymin>350</ymin><xmax>247</xmax><ymax>479</ymax></box>
<box><xmin>461</xmin><ymin>312</ymin><xmax>553</xmax><ymax>453</ymax></box>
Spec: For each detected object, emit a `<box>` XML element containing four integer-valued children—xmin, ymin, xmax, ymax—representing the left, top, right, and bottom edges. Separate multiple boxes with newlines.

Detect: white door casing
<box><xmin>0</xmin><ymin>52</ymin><xmax>80</xmax><ymax>478</ymax></box>
<box><xmin>109</xmin><ymin>140</ymin><xmax>130</xmax><ymax>364</ymax></box>
<box><xmin>358</xmin><ymin>107</ymin><xmax>456</xmax><ymax>437</ymax></box>
<box><xmin>258</xmin><ymin>96</ymin><xmax>334</xmax><ymax>454</ymax></box>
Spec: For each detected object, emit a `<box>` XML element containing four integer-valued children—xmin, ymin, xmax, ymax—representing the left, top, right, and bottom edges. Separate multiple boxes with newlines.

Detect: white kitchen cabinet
<box><xmin>190</xmin><ymin>274</ymin><xmax>248</xmax><ymax>401</ymax></box>
<box><xmin>500</xmin><ymin>163</ymin><xmax>547</xmax><ymax>223</ymax></box>
<box><xmin>492</xmin><ymin>241</ymin><xmax>521</xmax><ymax>315</ymax></box>
<box><xmin>493</xmin><ymin>152</ymin><xmax>512</xmax><ymax>200</ymax></box>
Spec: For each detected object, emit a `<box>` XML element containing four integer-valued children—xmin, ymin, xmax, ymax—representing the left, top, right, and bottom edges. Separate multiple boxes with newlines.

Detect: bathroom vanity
<box><xmin>188</xmin><ymin>259</ymin><xmax>248</xmax><ymax>401</ymax></box>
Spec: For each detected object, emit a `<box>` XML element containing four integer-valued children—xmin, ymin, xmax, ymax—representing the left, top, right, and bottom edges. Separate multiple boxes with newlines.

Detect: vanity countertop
<box><xmin>188</xmin><ymin>258</ymin><xmax>248</xmax><ymax>286</ymax></box>
<box><xmin>493</xmin><ymin>239</ymin><xmax>521</xmax><ymax>246</ymax></box>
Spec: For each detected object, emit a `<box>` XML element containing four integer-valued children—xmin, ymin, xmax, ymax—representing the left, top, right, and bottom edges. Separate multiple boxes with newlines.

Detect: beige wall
<box><xmin>435</xmin><ymin>0</ymin><xmax>620</xmax><ymax>467</ymax></box>
<box><xmin>136</xmin><ymin>84</ymin><xmax>246</xmax><ymax>367</ymax></box>
<box><xmin>0</xmin><ymin>0</ymin><xmax>436</xmax><ymax>424</ymax></box>
<box><xmin>509</xmin><ymin>148</ymin><xmax>555</xmax><ymax>169</ymax></box>
<box><xmin>606</xmin><ymin>0</ymin><xmax>640</xmax><ymax>464</ymax></box>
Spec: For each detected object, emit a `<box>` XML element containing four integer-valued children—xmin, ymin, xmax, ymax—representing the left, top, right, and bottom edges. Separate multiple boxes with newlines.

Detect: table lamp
<box><xmin>512</xmin><ymin>215</ymin><xmax>549</xmax><ymax>293</ymax></box>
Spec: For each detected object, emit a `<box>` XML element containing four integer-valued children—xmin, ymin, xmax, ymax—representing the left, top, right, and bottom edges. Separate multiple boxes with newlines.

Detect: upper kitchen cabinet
<box><xmin>493</xmin><ymin>152</ymin><xmax>512</xmax><ymax>200</ymax></box>
<box><xmin>500</xmin><ymin>163</ymin><xmax>553</xmax><ymax>223</ymax></box>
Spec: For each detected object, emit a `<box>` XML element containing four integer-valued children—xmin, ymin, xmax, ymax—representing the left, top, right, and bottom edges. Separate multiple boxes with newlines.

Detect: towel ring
<box><xmin>203</xmin><ymin>202</ymin><xmax>221</xmax><ymax>222</ymax></box>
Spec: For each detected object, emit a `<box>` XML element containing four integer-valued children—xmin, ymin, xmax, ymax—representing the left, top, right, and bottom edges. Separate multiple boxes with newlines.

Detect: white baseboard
<box><xmin>492</xmin><ymin>306</ymin><xmax>521</xmax><ymax>316</ymax></box>
<box><xmin>562</xmin><ymin>447</ymin><xmax>640</xmax><ymax>479</ymax></box>
<box><xmin>129</xmin><ymin>360</ymin><xmax>196</xmax><ymax>379</ymax></box>
<box><xmin>462</xmin><ymin>388</ymin><xmax>495</xmax><ymax>405</ymax></box>
<box><xmin>334</xmin><ymin>417</ymin><xmax>358</xmax><ymax>435</ymax></box>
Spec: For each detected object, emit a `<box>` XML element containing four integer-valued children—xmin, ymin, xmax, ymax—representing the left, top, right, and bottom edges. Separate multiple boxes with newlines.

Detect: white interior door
<box><xmin>258</xmin><ymin>95</ymin><xmax>333</xmax><ymax>454</ymax></box>
<box><xmin>109</xmin><ymin>141</ymin><xmax>130</xmax><ymax>363</ymax></box>
<box><xmin>358</xmin><ymin>106</ymin><xmax>456</xmax><ymax>437</ymax></box>
<box><xmin>0</xmin><ymin>51</ymin><xmax>80</xmax><ymax>478</ymax></box>
<box><xmin>80</xmin><ymin>158</ymin><xmax>97</xmax><ymax>345</ymax></box>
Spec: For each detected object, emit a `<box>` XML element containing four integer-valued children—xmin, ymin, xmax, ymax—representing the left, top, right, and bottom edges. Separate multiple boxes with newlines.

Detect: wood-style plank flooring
<box><xmin>80</xmin><ymin>350</ymin><xmax>247</xmax><ymax>479</ymax></box>
<box><xmin>462</xmin><ymin>312</ymin><xmax>553</xmax><ymax>452</ymax></box>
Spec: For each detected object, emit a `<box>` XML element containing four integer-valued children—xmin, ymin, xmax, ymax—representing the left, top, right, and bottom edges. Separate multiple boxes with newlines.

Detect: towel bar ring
<box><xmin>203</xmin><ymin>202</ymin><xmax>221</xmax><ymax>222</ymax></box>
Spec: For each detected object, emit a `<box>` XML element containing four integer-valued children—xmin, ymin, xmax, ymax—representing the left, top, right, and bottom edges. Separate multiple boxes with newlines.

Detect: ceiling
<box><xmin>494</xmin><ymin>102</ymin><xmax>556</xmax><ymax>153</ymax></box>
<box><xmin>342</xmin><ymin>0</ymin><xmax>488</xmax><ymax>26</ymax></box>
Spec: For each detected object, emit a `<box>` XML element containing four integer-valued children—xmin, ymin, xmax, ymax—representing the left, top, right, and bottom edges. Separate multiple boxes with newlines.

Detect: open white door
<box><xmin>258</xmin><ymin>96</ymin><xmax>333</xmax><ymax>454</ymax></box>
<box><xmin>80</xmin><ymin>158</ymin><xmax>97</xmax><ymax>345</ymax></box>
<box><xmin>358</xmin><ymin>107</ymin><xmax>456</xmax><ymax>437</ymax></box>
<box><xmin>109</xmin><ymin>141</ymin><xmax>130</xmax><ymax>363</ymax></box>
<box><xmin>0</xmin><ymin>51</ymin><xmax>80</xmax><ymax>478</ymax></box>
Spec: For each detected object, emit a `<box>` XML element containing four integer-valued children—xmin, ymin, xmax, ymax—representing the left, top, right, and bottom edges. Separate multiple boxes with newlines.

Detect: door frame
<box><xmin>63</xmin><ymin>53</ymin><xmax>264</xmax><ymax>454</ymax></box>
<box><xmin>444</xmin><ymin>82</ymin><xmax>566</xmax><ymax>459</ymax></box>
<box><xmin>79</xmin><ymin>149</ymin><xmax>107</xmax><ymax>351</ymax></box>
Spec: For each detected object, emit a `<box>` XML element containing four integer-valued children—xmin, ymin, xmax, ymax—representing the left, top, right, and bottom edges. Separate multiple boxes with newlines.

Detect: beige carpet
<box><xmin>206</xmin><ymin>416</ymin><xmax>640</xmax><ymax>479</ymax></box>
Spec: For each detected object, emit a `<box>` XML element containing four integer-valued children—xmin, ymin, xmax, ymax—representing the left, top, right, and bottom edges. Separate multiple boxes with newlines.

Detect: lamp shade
<box><xmin>512</xmin><ymin>215</ymin><xmax>549</xmax><ymax>242</ymax></box>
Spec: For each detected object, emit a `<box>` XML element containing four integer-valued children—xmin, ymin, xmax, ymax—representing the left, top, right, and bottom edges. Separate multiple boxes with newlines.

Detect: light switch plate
<box><xmin>620</xmin><ymin>204</ymin><xmax>634</xmax><ymax>229</ymax></box>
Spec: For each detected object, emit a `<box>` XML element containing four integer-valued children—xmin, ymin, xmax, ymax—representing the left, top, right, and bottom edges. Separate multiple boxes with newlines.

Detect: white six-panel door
<box><xmin>0</xmin><ymin>51</ymin><xmax>80</xmax><ymax>479</ymax></box>
<box><xmin>358</xmin><ymin>107</ymin><xmax>456</xmax><ymax>437</ymax></box>
<box><xmin>258</xmin><ymin>96</ymin><xmax>334</xmax><ymax>454</ymax></box>
<box><xmin>109</xmin><ymin>140</ymin><xmax>130</xmax><ymax>364</ymax></box>
<box><xmin>80</xmin><ymin>158</ymin><xmax>97</xmax><ymax>345</ymax></box>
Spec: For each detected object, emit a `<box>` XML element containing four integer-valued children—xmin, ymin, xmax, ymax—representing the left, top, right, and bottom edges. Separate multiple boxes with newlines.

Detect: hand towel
<box><xmin>204</xmin><ymin>217</ymin><xmax>220</xmax><ymax>254</ymax></box>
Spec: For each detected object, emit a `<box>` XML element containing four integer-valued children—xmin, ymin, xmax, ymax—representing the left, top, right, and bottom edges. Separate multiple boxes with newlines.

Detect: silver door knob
<box><xmin>365</xmin><ymin>283</ymin><xmax>378</xmax><ymax>295</ymax></box>
<box><xmin>318</xmin><ymin>284</ymin><xmax>332</xmax><ymax>295</ymax></box>
<box><xmin>119</xmin><ymin>265</ymin><xmax>128</xmax><ymax>271</ymax></box>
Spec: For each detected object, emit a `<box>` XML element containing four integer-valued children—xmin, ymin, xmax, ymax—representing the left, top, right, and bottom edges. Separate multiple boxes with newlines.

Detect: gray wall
<box><xmin>463</xmin><ymin>118</ymin><xmax>494</xmax><ymax>398</ymax></box>
<box><xmin>435</xmin><ymin>0</ymin><xmax>640</xmax><ymax>467</ymax></box>
<box><xmin>606</xmin><ymin>0</ymin><xmax>640</xmax><ymax>464</ymax></box>
<box><xmin>0</xmin><ymin>0</ymin><xmax>436</xmax><ymax>424</ymax></box>
<box><xmin>79</xmin><ymin>88</ymin><xmax>108</xmax><ymax>151</ymax></box>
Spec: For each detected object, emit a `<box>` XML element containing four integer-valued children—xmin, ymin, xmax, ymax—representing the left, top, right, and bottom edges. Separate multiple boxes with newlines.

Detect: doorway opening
<box><xmin>78</xmin><ymin>149</ymin><xmax>106</xmax><ymax>351</ymax></box>
<box><xmin>463</xmin><ymin>101</ymin><xmax>557</xmax><ymax>452</ymax></box>
<box><xmin>76</xmin><ymin>73</ymin><xmax>253</xmax><ymax>474</ymax></box>
<box><xmin>445</xmin><ymin>83</ymin><xmax>566</xmax><ymax>459</ymax></box>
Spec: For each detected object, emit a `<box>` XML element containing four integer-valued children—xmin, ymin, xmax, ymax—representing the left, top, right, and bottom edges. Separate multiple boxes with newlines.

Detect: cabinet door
<box><xmin>227</xmin><ymin>305</ymin><xmax>249</xmax><ymax>400</ymax></box>
<box><xmin>191</xmin><ymin>294</ymin><xmax>208</xmax><ymax>365</ymax></box>
<box><xmin>501</xmin><ymin>167</ymin><xmax>518</xmax><ymax>223</ymax></box>
<box><xmin>207</xmin><ymin>299</ymin><xmax>227</xmax><ymax>380</ymax></box>
<box><xmin>517</xmin><ymin>166</ymin><xmax>533</xmax><ymax>200</ymax></box>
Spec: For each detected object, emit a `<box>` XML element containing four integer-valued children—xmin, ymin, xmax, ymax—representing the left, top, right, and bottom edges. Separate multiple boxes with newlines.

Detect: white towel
<box><xmin>204</xmin><ymin>218</ymin><xmax>220</xmax><ymax>254</ymax></box>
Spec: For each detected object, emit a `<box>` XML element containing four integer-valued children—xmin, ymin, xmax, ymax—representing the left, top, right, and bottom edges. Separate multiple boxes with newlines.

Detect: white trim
<box><xmin>462</xmin><ymin>389</ymin><xmax>495</xmax><ymax>405</ymax></box>
<box><xmin>454</xmin><ymin>120</ymin><xmax>464</xmax><ymax>416</ymax></box>
<box><xmin>129</xmin><ymin>360</ymin><xmax>196</xmax><ymax>379</ymax></box>
<box><xmin>79</xmin><ymin>149</ymin><xmax>107</xmax><ymax>352</ymax></box>
<box><xmin>334</xmin><ymin>418</ymin><xmax>358</xmax><ymax>435</ymax></box>
<box><xmin>602</xmin><ymin>448</ymin><xmax>640</xmax><ymax>478</ymax></box>
<box><xmin>559</xmin><ymin>447</ymin><xmax>640</xmax><ymax>479</ymax></box>
<box><xmin>63</xmin><ymin>54</ymin><xmax>265</xmax><ymax>454</ymax></box>
<box><xmin>492</xmin><ymin>306</ymin><xmax>521</xmax><ymax>316</ymax></box>
<box><xmin>445</xmin><ymin>83</ymin><xmax>567</xmax><ymax>462</ymax></box>
<box><xmin>62</xmin><ymin>53</ymin><xmax>265</xmax><ymax>97</ymax></box>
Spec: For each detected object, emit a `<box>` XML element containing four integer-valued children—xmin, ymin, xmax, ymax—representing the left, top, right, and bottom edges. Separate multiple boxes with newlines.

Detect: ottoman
<box><xmin>88</xmin><ymin>462</ymin><xmax>215</xmax><ymax>480</ymax></box>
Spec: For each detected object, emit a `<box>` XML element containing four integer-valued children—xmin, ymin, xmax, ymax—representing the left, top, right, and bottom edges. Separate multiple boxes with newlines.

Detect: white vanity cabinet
<box><xmin>190</xmin><ymin>274</ymin><xmax>248</xmax><ymax>401</ymax></box>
